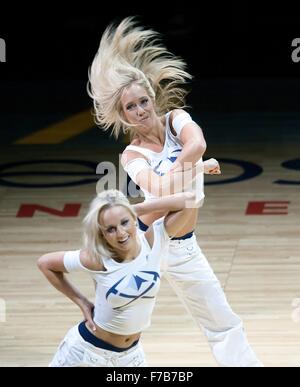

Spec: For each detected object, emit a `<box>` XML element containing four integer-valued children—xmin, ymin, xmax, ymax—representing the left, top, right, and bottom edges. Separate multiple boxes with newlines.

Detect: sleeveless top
<box><xmin>124</xmin><ymin>111</ymin><xmax>205</xmax><ymax>202</ymax></box>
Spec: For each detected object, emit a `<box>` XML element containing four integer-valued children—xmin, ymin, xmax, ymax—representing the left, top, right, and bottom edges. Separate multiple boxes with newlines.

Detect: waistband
<box><xmin>138</xmin><ymin>218</ymin><xmax>194</xmax><ymax>240</ymax></box>
<box><xmin>78</xmin><ymin>321</ymin><xmax>139</xmax><ymax>353</ymax></box>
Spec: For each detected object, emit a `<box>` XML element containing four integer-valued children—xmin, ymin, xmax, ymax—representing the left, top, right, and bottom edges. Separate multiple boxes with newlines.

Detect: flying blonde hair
<box><xmin>87</xmin><ymin>16</ymin><xmax>192</xmax><ymax>139</ymax></box>
<box><xmin>82</xmin><ymin>189</ymin><xmax>137</xmax><ymax>262</ymax></box>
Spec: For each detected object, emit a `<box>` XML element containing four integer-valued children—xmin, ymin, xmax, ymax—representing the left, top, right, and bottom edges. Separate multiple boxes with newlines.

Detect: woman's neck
<box><xmin>137</xmin><ymin>116</ymin><xmax>165</xmax><ymax>146</ymax></box>
<box><xmin>113</xmin><ymin>235</ymin><xmax>141</xmax><ymax>263</ymax></box>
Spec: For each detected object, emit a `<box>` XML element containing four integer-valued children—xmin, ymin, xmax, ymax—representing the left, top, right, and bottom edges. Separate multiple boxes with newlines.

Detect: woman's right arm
<box><xmin>37</xmin><ymin>252</ymin><xmax>96</xmax><ymax>331</ymax></box>
<box><xmin>133</xmin><ymin>191</ymin><xmax>199</xmax><ymax>218</ymax></box>
<box><xmin>121</xmin><ymin>151</ymin><xmax>204</xmax><ymax>197</ymax></box>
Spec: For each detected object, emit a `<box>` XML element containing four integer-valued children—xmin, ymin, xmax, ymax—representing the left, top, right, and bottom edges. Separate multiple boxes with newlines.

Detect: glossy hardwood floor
<box><xmin>0</xmin><ymin>139</ymin><xmax>299</xmax><ymax>367</ymax></box>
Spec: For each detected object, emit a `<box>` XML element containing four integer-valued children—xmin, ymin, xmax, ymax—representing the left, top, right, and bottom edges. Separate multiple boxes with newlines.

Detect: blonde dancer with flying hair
<box><xmin>87</xmin><ymin>17</ymin><xmax>262</xmax><ymax>367</ymax></box>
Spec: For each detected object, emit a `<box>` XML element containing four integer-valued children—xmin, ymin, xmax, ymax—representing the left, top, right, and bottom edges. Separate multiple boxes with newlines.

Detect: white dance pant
<box><xmin>164</xmin><ymin>235</ymin><xmax>262</xmax><ymax>367</ymax></box>
<box><xmin>49</xmin><ymin>325</ymin><xmax>147</xmax><ymax>367</ymax></box>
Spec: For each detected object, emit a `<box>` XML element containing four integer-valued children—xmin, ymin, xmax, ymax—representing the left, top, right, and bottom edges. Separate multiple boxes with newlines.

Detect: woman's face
<box><xmin>120</xmin><ymin>83</ymin><xmax>156</xmax><ymax>130</ymax></box>
<box><xmin>99</xmin><ymin>205</ymin><xmax>137</xmax><ymax>254</ymax></box>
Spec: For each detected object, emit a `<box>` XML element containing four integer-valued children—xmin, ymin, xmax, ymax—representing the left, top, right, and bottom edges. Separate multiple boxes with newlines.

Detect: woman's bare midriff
<box><xmin>140</xmin><ymin>209</ymin><xmax>199</xmax><ymax>236</ymax></box>
<box><xmin>85</xmin><ymin>322</ymin><xmax>141</xmax><ymax>348</ymax></box>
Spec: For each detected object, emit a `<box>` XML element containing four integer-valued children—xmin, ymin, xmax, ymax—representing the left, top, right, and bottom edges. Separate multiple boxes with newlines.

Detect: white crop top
<box><xmin>124</xmin><ymin>111</ymin><xmax>205</xmax><ymax>202</ymax></box>
<box><xmin>63</xmin><ymin>218</ymin><xmax>169</xmax><ymax>335</ymax></box>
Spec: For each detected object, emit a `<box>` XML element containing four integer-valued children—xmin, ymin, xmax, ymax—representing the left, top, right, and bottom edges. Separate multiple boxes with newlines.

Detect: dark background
<box><xmin>1</xmin><ymin>2</ymin><xmax>299</xmax><ymax>79</ymax></box>
<box><xmin>0</xmin><ymin>1</ymin><xmax>299</xmax><ymax>116</ymax></box>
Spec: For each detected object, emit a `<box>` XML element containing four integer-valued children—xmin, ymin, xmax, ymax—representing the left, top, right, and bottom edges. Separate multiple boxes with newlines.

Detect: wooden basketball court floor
<box><xmin>0</xmin><ymin>113</ymin><xmax>300</xmax><ymax>367</ymax></box>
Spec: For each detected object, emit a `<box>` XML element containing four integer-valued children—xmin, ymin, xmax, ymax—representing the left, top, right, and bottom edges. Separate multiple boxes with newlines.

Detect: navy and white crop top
<box><xmin>63</xmin><ymin>218</ymin><xmax>169</xmax><ymax>335</ymax></box>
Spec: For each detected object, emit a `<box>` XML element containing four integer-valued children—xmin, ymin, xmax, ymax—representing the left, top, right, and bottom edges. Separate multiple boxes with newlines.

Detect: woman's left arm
<box><xmin>170</xmin><ymin>121</ymin><xmax>221</xmax><ymax>175</ymax></box>
<box><xmin>169</xmin><ymin>110</ymin><xmax>207</xmax><ymax>173</ymax></box>
<box><xmin>143</xmin><ymin>192</ymin><xmax>198</xmax><ymax>242</ymax></box>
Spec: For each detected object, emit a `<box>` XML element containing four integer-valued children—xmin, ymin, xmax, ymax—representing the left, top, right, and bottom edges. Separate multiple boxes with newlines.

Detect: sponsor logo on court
<box><xmin>0</xmin><ymin>157</ymin><xmax>299</xmax><ymax>190</ymax></box>
<box><xmin>291</xmin><ymin>38</ymin><xmax>300</xmax><ymax>63</ymax></box>
<box><xmin>0</xmin><ymin>298</ymin><xmax>6</xmax><ymax>323</ymax></box>
<box><xmin>0</xmin><ymin>38</ymin><xmax>6</xmax><ymax>62</ymax></box>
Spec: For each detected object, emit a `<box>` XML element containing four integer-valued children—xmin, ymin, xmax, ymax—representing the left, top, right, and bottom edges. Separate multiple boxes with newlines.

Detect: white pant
<box><xmin>49</xmin><ymin>325</ymin><xmax>147</xmax><ymax>367</ymax></box>
<box><xmin>164</xmin><ymin>235</ymin><xmax>262</xmax><ymax>367</ymax></box>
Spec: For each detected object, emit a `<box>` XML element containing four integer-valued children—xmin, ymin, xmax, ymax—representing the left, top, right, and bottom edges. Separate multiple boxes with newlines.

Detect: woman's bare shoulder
<box><xmin>121</xmin><ymin>137</ymin><xmax>147</xmax><ymax>166</ymax></box>
<box><xmin>80</xmin><ymin>249</ymin><xmax>104</xmax><ymax>271</ymax></box>
<box><xmin>130</xmin><ymin>137</ymin><xmax>141</xmax><ymax>146</ymax></box>
<box><xmin>171</xmin><ymin>108</ymin><xmax>188</xmax><ymax>119</ymax></box>
<box><xmin>121</xmin><ymin>137</ymin><xmax>141</xmax><ymax>157</ymax></box>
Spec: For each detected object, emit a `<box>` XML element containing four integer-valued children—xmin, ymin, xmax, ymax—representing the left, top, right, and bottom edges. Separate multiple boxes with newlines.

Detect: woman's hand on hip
<box><xmin>80</xmin><ymin>299</ymin><xmax>96</xmax><ymax>332</ymax></box>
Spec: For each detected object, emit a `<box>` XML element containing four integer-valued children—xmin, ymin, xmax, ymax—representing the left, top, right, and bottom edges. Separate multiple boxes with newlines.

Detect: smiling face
<box><xmin>99</xmin><ymin>205</ymin><xmax>138</xmax><ymax>256</ymax></box>
<box><xmin>120</xmin><ymin>83</ymin><xmax>156</xmax><ymax>130</ymax></box>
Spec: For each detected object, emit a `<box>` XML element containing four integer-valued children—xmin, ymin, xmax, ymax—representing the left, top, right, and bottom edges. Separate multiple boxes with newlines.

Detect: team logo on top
<box><xmin>106</xmin><ymin>271</ymin><xmax>160</xmax><ymax>309</ymax></box>
<box><xmin>153</xmin><ymin>149</ymin><xmax>181</xmax><ymax>176</ymax></box>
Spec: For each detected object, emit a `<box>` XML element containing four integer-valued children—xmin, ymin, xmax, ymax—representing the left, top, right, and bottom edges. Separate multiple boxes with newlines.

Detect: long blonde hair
<box><xmin>82</xmin><ymin>189</ymin><xmax>137</xmax><ymax>262</ymax></box>
<box><xmin>87</xmin><ymin>16</ymin><xmax>192</xmax><ymax>139</ymax></box>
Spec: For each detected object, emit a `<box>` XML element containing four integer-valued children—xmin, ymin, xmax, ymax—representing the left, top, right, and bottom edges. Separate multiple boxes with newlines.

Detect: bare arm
<box><xmin>122</xmin><ymin>151</ymin><xmax>204</xmax><ymax>197</ymax></box>
<box><xmin>143</xmin><ymin>192</ymin><xmax>199</xmax><ymax>240</ymax></box>
<box><xmin>133</xmin><ymin>191</ymin><xmax>199</xmax><ymax>218</ymax></box>
<box><xmin>169</xmin><ymin>109</ymin><xmax>206</xmax><ymax>173</ymax></box>
<box><xmin>164</xmin><ymin>202</ymin><xmax>197</xmax><ymax>238</ymax></box>
<box><xmin>167</xmin><ymin>110</ymin><xmax>220</xmax><ymax>175</ymax></box>
<box><xmin>137</xmin><ymin>163</ymin><xmax>203</xmax><ymax>197</ymax></box>
<box><xmin>37</xmin><ymin>252</ymin><xmax>96</xmax><ymax>331</ymax></box>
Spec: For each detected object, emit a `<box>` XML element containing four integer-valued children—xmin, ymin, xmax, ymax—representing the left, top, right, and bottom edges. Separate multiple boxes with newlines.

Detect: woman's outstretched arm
<box><xmin>133</xmin><ymin>191</ymin><xmax>198</xmax><ymax>218</ymax></box>
<box><xmin>140</xmin><ymin>191</ymin><xmax>200</xmax><ymax>239</ymax></box>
